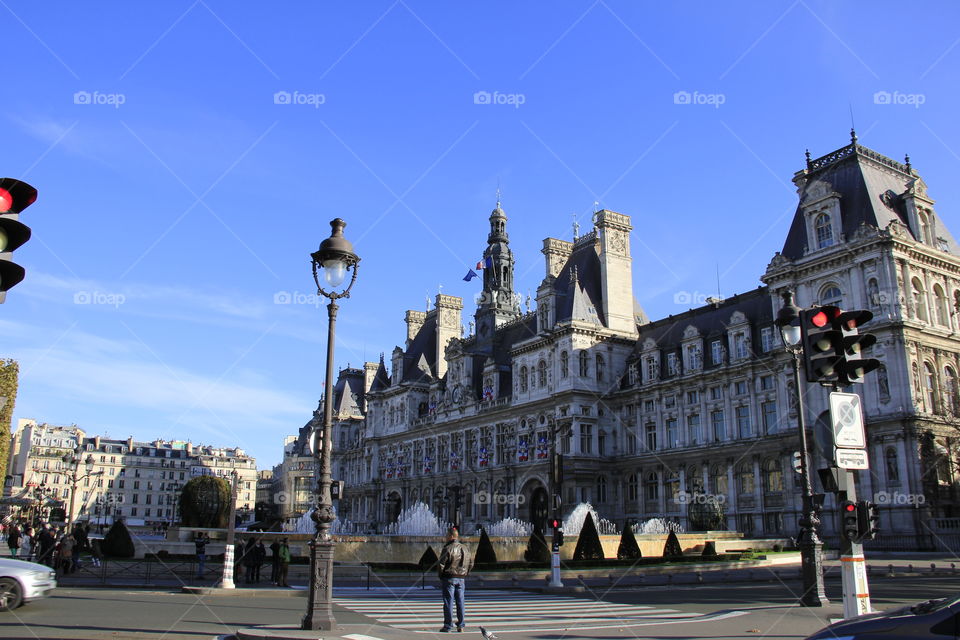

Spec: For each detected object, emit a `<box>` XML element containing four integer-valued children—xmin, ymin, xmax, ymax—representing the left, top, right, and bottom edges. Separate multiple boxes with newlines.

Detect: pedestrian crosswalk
<box><xmin>334</xmin><ymin>590</ymin><xmax>716</xmax><ymax>633</ymax></box>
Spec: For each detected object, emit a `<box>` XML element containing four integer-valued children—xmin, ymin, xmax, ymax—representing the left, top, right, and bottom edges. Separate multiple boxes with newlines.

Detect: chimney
<box><xmin>542</xmin><ymin>238</ymin><xmax>573</xmax><ymax>278</ymax></box>
<box><xmin>405</xmin><ymin>310</ymin><xmax>427</xmax><ymax>347</ymax></box>
<box><xmin>434</xmin><ymin>294</ymin><xmax>463</xmax><ymax>379</ymax></box>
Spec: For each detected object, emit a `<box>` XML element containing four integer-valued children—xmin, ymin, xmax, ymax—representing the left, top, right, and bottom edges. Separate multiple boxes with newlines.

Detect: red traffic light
<box><xmin>549</xmin><ymin>518</ymin><xmax>561</xmax><ymax>529</ymax></box>
<box><xmin>809</xmin><ymin>306</ymin><xmax>840</xmax><ymax>328</ymax></box>
<box><xmin>0</xmin><ymin>179</ymin><xmax>38</xmax><ymax>214</ymax></box>
<box><xmin>843</xmin><ymin>503</ymin><xmax>856</xmax><ymax>512</ymax></box>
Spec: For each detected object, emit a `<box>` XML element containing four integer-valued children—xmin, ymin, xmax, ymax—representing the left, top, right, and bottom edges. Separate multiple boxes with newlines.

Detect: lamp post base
<box><xmin>799</xmin><ymin>539</ymin><xmax>828</xmax><ymax>607</ymax></box>
<box><xmin>301</xmin><ymin>538</ymin><xmax>337</xmax><ymax>631</ymax></box>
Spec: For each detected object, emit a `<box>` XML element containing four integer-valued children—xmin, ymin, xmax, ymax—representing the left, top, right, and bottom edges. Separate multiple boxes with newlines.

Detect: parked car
<box><xmin>805</xmin><ymin>595</ymin><xmax>960</xmax><ymax>639</ymax></box>
<box><xmin>0</xmin><ymin>558</ymin><xmax>57</xmax><ymax>612</ymax></box>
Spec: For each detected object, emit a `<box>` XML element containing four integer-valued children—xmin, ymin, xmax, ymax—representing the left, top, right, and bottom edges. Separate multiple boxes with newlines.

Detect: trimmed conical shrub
<box><xmin>616</xmin><ymin>523</ymin><xmax>641</xmax><ymax>560</ymax></box>
<box><xmin>102</xmin><ymin>519</ymin><xmax>136</xmax><ymax>558</ymax></box>
<box><xmin>475</xmin><ymin>526</ymin><xmax>497</xmax><ymax>565</ymax></box>
<box><xmin>573</xmin><ymin>511</ymin><xmax>605</xmax><ymax>561</ymax></box>
<box><xmin>418</xmin><ymin>545</ymin><xmax>439</xmax><ymax>570</ymax></box>
<box><xmin>662</xmin><ymin>530</ymin><xmax>683</xmax><ymax>559</ymax></box>
<box><xmin>523</xmin><ymin>526</ymin><xmax>550</xmax><ymax>564</ymax></box>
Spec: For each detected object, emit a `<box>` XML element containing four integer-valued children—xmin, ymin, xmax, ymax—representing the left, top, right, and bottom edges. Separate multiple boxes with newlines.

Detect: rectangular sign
<box><xmin>830</xmin><ymin>392</ymin><xmax>866</xmax><ymax>448</ymax></box>
<box><xmin>836</xmin><ymin>448</ymin><xmax>870</xmax><ymax>470</ymax></box>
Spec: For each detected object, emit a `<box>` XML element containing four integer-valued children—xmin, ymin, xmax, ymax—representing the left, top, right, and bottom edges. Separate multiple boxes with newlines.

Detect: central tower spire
<box><xmin>475</xmin><ymin>199</ymin><xmax>518</xmax><ymax>348</ymax></box>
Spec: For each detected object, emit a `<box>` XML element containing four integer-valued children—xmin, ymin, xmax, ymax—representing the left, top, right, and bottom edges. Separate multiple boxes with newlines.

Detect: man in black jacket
<box><xmin>437</xmin><ymin>527</ymin><xmax>470</xmax><ymax>632</ymax></box>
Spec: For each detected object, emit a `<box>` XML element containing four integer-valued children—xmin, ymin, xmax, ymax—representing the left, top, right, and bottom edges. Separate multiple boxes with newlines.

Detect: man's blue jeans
<box><xmin>197</xmin><ymin>554</ymin><xmax>206</xmax><ymax>578</ymax></box>
<box><xmin>441</xmin><ymin>577</ymin><xmax>465</xmax><ymax>630</ymax></box>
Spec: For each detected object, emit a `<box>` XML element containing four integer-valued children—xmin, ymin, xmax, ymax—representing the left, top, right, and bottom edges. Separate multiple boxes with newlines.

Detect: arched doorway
<box><xmin>385</xmin><ymin>492</ymin><xmax>402</xmax><ymax>524</ymax></box>
<box><xmin>529</xmin><ymin>487</ymin><xmax>548</xmax><ymax>532</ymax></box>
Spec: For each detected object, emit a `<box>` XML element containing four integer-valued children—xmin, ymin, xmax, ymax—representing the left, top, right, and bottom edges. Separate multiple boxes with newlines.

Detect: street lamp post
<box><xmin>61</xmin><ymin>446</ymin><xmax>102</xmax><ymax>534</ymax></box>
<box><xmin>302</xmin><ymin>218</ymin><xmax>360</xmax><ymax>631</ymax></box>
<box><xmin>775</xmin><ymin>290</ymin><xmax>829</xmax><ymax>607</ymax></box>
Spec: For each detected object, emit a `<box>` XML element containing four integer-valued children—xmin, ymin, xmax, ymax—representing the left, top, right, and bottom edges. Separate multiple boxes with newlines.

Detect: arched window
<box><xmin>627</xmin><ymin>473</ymin><xmax>638</xmax><ymax>502</ymax></box>
<box><xmin>924</xmin><ymin>362</ymin><xmax>937</xmax><ymax>413</ymax></box>
<box><xmin>912</xmin><ymin>277</ymin><xmax>928</xmax><ymax>321</ymax></box>
<box><xmin>736</xmin><ymin>462</ymin><xmax>754</xmax><ymax>495</ymax></box>
<box><xmin>687</xmin><ymin>466</ymin><xmax>703</xmax><ymax>494</ymax></box>
<box><xmin>537</xmin><ymin>360</ymin><xmax>547</xmax><ymax>388</ymax></box>
<box><xmin>560</xmin><ymin>351</ymin><xmax>569</xmax><ymax>378</ymax></box>
<box><xmin>665</xmin><ymin>471</ymin><xmax>680</xmax><ymax>504</ymax></box>
<box><xmin>596</xmin><ymin>354</ymin><xmax>605</xmax><ymax>382</ymax></box>
<box><xmin>820</xmin><ymin>284</ymin><xmax>842</xmax><ymax>307</ymax></box>
<box><xmin>815</xmin><ymin>213</ymin><xmax>834</xmax><ymax>249</ymax></box>
<box><xmin>934</xmin><ymin>284</ymin><xmax>948</xmax><ymax>326</ymax></box>
<box><xmin>762</xmin><ymin>458</ymin><xmax>783</xmax><ymax>493</ymax></box>
<box><xmin>945</xmin><ymin>367</ymin><xmax>959</xmax><ymax>417</ymax></box>
<box><xmin>579</xmin><ymin>351</ymin><xmax>589</xmax><ymax>377</ymax></box>
<box><xmin>596</xmin><ymin>476</ymin><xmax>607</xmax><ymax>503</ymax></box>
<box><xmin>885</xmin><ymin>447</ymin><xmax>900</xmax><ymax>483</ymax></box>
<box><xmin>520</xmin><ymin>366</ymin><xmax>528</xmax><ymax>392</ymax></box>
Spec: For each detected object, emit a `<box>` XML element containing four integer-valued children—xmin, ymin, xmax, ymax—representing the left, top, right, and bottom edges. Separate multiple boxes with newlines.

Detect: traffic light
<box><xmin>840</xmin><ymin>500</ymin><xmax>859</xmax><ymax>541</ymax></box>
<box><xmin>800</xmin><ymin>306</ymin><xmax>843</xmax><ymax>384</ymax></box>
<box><xmin>549</xmin><ymin>518</ymin><xmax>564</xmax><ymax>547</ymax></box>
<box><xmin>856</xmin><ymin>501</ymin><xmax>879</xmax><ymax>540</ymax></box>
<box><xmin>0</xmin><ymin>178</ymin><xmax>37</xmax><ymax>300</ymax></box>
<box><xmin>833</xmin><ymin>309</ymin><xmax>880</xmax><ymax>385</ymax></box>
<box><xmin>549</xmin><ymin>451</ymin><xmax>563</xmax><ymax>487</ymax></box>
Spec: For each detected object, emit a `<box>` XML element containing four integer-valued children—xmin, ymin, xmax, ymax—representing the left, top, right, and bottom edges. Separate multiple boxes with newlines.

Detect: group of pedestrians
<box><xmin>6</xmin><ymin>520</ymin><xmax>100</xmax><ymax>573</ymax></box>
<box><xmin>193</xmin><ymin>533</ymin><xmax>291</xmax><ymax>586</ymax></box>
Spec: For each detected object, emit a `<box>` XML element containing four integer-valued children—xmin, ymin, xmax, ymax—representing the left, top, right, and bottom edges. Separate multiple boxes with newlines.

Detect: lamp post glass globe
<box><xmin>781</xmin><ymin>324</ymin><xmax>801</xmax><ymax>348</ymax></box>
<box><xmin>322</xmin><ymin>259</ymin><xmax>347</xmax><ymax>287</ymax></box>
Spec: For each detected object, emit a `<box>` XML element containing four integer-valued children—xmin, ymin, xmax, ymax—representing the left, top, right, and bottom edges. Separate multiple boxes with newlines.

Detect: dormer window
<box><xmin>820</xmin><ymin>284</ymin><xmax>842</xmax><ymax>307</ymax></box>
<box><xmin>815</xmin><ymin>213</ymin><xmax>834</xmax><ymax>249</ymax></box>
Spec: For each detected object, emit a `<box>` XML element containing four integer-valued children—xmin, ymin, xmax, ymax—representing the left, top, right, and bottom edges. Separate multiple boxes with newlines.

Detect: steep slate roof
<box><xmin>626</xmin><ymin>287</ymin><xmax>775</xmax><ymax>380</ymax></box>
<box><xmin>781</xmin><ymin>140</ymin><xmax>960</xmax><ymax>259</ymax></box>
<box><xmin>332</xmin><ymin>368</ymin><xmax>366</xmax><ymax>416</ymax></box>
<box><xmin>402</xmin><ymin>312</ymin><xmax>438</xmax><ymax>383</ymax></box>
<box><xmin>553</xmin><ymin>235</ymin><xmax>606</xmax><ymax>326</ymax></box>
<box><xmin>368</xmin><ymin>356</ymin><xmax>391</xmax><ymax>392</ymax></box>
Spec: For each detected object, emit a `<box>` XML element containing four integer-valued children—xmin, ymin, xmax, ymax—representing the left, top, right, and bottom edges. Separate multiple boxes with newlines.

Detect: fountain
<box><xmin>486</xmin><ymin>517</ymin><xmax>532</xmax><ymax>537</ymax></box>
<box><xmin>633</xmin><ymin>517</ymin><xmax>685</xmax><ymax>535</ymax></box>
<box><xmin>562</xmin><ymin>503</ymin><xmax>618</xmax><ymax>536</ymax></box>
<box><xmin>383</xmin><ymin>501</ymin><xmax>448</xmax><ymax>536</ymax></box>
<box><xmin>284</xmin><ymin>507</ymin><xmax>366</xmax><ymax>534</ymax></box>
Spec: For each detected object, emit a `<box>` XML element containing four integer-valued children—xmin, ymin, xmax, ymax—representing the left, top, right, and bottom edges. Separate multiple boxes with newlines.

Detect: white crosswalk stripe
<box><xmin>334</xmin><ymin>590</ymin><xmax>707</xmax><ymax>631</ymax></box>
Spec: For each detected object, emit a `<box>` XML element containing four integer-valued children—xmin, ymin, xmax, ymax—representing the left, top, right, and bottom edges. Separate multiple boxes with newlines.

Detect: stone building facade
<box><xmin>296</xmin><ymin>135</ymin><xmax>960</xmax><ymax>547</ymax></box>
<box><xmin>4</xmin><ymin>419</ymin><xmax>257</xmax><ymax>530</ymax></box>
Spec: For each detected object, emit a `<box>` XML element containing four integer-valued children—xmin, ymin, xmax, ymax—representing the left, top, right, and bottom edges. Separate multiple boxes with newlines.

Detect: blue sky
<box><xmin>3</xmin><ymin>1</ymin><xmax>959</xmax><ymax>470</ymax></box>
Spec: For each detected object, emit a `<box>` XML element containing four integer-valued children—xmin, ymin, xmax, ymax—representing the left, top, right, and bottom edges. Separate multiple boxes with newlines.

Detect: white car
<box><xmin>0</xmin><ymin>558</ymin><xmax>57</xmax><ymax>611</ymax></box>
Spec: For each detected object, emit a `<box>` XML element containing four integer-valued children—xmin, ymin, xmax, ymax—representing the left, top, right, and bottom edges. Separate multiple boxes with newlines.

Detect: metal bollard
<box><xmin>908</xmin><ymin>564</ymin><xmax>914</xmax><ymax>573</ymax></box>
<box><xmin>931</xmin><ymin>563</ymin><xmax>937</xmax><ymax>573</ymax></box>
<box><xmin>888</xmin><ymin>564</ymin><xmax>895</xmax><ymax>577</ymax></box>
<box><xmin>696</xmin><ymin>572</ymin><xmax>703</xmax><ymax>583</ymax></box>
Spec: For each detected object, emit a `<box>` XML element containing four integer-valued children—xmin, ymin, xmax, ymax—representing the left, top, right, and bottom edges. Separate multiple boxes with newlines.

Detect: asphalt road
<box><xmin>0</xmin><ymin>573</ymin><xmax>956</xmax><ymax>640</ymax></box>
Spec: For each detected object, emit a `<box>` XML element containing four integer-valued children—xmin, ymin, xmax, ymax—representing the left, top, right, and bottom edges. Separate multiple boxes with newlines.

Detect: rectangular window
<box><xmin>761</xmin><ymin>401</ymin><xmax>778</xmax><ymax>434</ymax></box>
<box><xmin>687</xmin><ymin>390</ymin><xmax>699</xmax><ymax>404</ymax></box>
<box><xmin>146</xmin><ymin>494</ymin><xmax>152</xmax><ymax>504</ymax></box>
<box><xmin>597</xmin><ymin>432</ymin><xmax>606</xmax><ymax>456</ymax></box>
<box><xmin>760</xmin><ymin>375</ymin><xmax>774</xmax><ymax>390</ymax></box>
<box><xmin>666</xmin><ymin>419</ymin><xmax>678</xmax><ymax>448</ymax></box>
<box><xmin>688</xmin><ymin>414</ymin><xmax>701</xmax><ymax>444</ymax></box>
<box><xmin>133</xmin><ymin>481</ymin><xmax>140</xmax><ymax>490</ymax></box>
<box><xmin>580</xmin><ymin>424</ymin><xmax>593</xmax><ymax>454</ymax></box>
<box><xmin>666</xmin><ymin>352</ymin><xmax>678</xmax><ymax>376</ymax></box>
<box><xmin>644</xmin><ymin>400</ymin><xmax>655</xmax><ymax>413</ymax></box>
<box><xmin>664</xmin><ymin>395</ymin><xmax>676</xmax><ymax>409</ymax></box>
<box><xmin>734</xmin><ymin>332</ymin><xmax>750</xmax><ymax>359</ymax></box>
<box><xmin>710</xmin><ymin>386</ymin><xmax>723</xmax><ymax>400</ymax></box>
<box><xmin>735</xmin><ymin>380</ymin><xmax>748</xmax><ymax>396</ymax></box>
<box><xmin>711</xmin><ymin>340</ymin><xmax>723</xmax><ymax>365</ymax></box>
<box><xmin>626</xmin><ymin>430</ymin><xmax>637</xmax><ymax>454</ymax></box>
<box><xmin>132</xmin><ymin>494</ymin><xmax>139</xmax><ymax>504</ymax></box>
<box><xmin>645</xmin><ymin>424</ymin><xmax>657</xmax><ymax>451</ymax></box>
<box><xmin>760</xmin><ymin>327</ymin><xmax>776</xmax><ymax>353</ymax></box>
<box><xmin>686</xmin><ymin>344</ymin><xmax>701</xmax><ymax>370</ymax></box>
<box><xmin>736</xmin><ymin>406</ymin><xmax>752</xmax><ymax>438</ymax></box>
<box><xmin>711</xmin><ymin>410</ymin><xmax>725</xmax><ymax>441</ymax></box>
<box><xmin>131</xmin><ymin>507</ymin><xmax>137</xmax><ymax>516</ymax></box>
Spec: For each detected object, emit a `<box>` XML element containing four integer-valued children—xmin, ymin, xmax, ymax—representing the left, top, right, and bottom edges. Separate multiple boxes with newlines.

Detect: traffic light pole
<box><xmin>789</xmin><ymin>351</ymin><xmax>829</xmax><ymax>607</ymax></box>
<box><xmin>837</xmin><ymin>471</ymin><xmax>872</xmax><ymax>618</ymax></box>
<box><xmin>548</xmin><ymin>421</ymin><xmax>564</xmax><ymax>589</ymax></box>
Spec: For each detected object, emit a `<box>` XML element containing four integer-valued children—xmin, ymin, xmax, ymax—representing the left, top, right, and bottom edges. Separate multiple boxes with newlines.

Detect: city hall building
<box><xmin>290</xmin><ymin>134</ymin><xmax>960</xmax><ymax>548</ymax></box>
